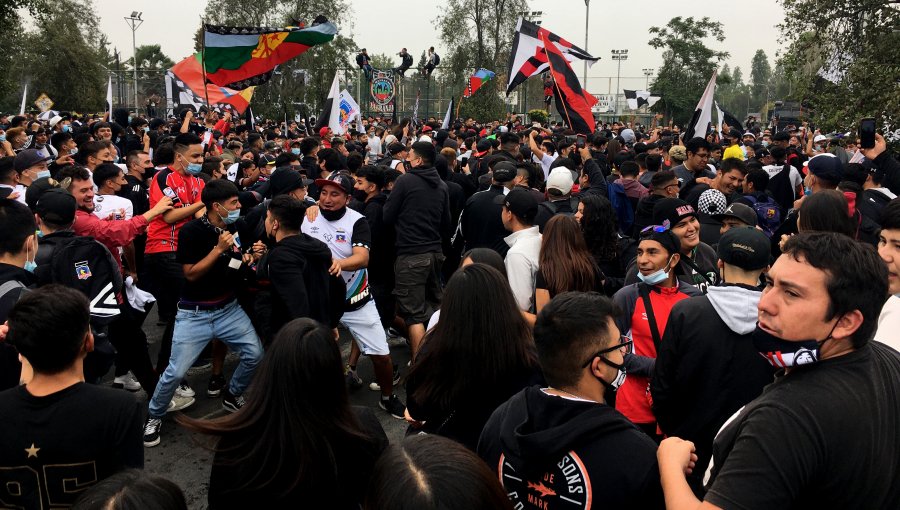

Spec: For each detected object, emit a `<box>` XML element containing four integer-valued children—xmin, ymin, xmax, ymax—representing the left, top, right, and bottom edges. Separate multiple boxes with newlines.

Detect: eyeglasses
<box><xmin>581</xmin><ymin>336</ymin><xmax>634</xmax><ymax>367</ymax></box>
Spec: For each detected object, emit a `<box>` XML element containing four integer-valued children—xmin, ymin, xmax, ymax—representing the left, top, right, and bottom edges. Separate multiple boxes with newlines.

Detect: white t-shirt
<box><xmin>367</xmin><ymin>136</ymin><xmax>382</xmax><ymax>157</ymax></box>
<box><xmin>875</xmin><ymin>295</ymin><xmax>900</xmax><ymax>352</ymax></box>
<box><xmin>532</xmin><ymin>152</ymin><xmax>558</xmax><ymax>181</ymax></box>
<box><xmin>93</xmin><ymin>194</ymin><xmax>133</xmax><ymax>220</ymax></box>
<box><xmin>763</xmin><ymin>164</ymin><xmax>803</xmax><ymax>192</ymax></box>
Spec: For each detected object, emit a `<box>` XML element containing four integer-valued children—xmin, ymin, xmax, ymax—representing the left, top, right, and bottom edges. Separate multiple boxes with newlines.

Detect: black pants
<box><xmin>144</xmin><ymin>252</ymin><xmax>184</xmax><ymax>369</ymax></box>
<box><xmin>108</xmin><ymin>303</ymin><xmax>158</xmax><ymax>395</ymax></box>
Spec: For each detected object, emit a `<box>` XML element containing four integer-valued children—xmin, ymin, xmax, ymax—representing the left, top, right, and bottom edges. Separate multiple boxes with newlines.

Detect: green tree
<box><xmin>776</xmin><ymin>0</ymin><xmax>900</xmax><ymax>134</ymax></box>
<box><xmin>647</xmin><ymin>16</ymin><xmax>729</xmax><ymax>125</ymax></box>
<box><xmin>2</xmin><ymin>0</ymin><xmax>108</xmax><ymax>112</ymax></box>
<box><xmin>123</xmin><ymin>44</ymin><xmax>176</xmax><ymax>101</ymax></box>
<box><xmin>749</xmin><ymin>49</ymin><xmax>772</xmax><ymax>112</ymax></box>
<box><xmin>433</xmin><ymin>0</ymin><xmax>527</xmax><ymax>122</ymax></box>
<box><xmin>203</xmin><ymin>0</ymin><xmax>357</xmax><ymax>120</ymax></box>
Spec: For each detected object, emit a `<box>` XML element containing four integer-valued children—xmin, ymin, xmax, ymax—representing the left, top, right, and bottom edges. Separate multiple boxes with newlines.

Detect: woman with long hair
<box><xmin>405</xmin><ymin>263</ymin><xmax>541</xmax><ymax>450</ymax></box>
<box><xmin>425</xmin><ymin>248</ymin><xmax>508</xmax><ymax>331</ymax></box>
<box><xmin>181</xmin><ymin>319</ymin><xmax>388</xmax><ymax>508</ymax></box>
<box><xmin>576</xmin><ymin>194</ymin><xmax>632</xmax><ymax>294</ymax></box>
<box><xmin>534</xmin><ymin>215</ymin><xmax>604</xmax><ymax>312</ymax></box>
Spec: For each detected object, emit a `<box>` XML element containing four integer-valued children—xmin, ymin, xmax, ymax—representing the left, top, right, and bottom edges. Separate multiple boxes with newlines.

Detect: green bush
<box><xmin>528</xmin><ymin>109</ymin><xmax>549</xmax><ymax>124</ymax></box>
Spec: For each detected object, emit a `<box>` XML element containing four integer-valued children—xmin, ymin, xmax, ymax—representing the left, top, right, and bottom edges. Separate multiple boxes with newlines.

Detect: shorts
<box><xmin>393</xmin><ymin>252</ymin><xmax>444</xmax><ymax>326</ymax></box>
<box><xmin>341</xmin><ymin>301</ymin><xmax>390</xmax><ymax>356</ymax></box>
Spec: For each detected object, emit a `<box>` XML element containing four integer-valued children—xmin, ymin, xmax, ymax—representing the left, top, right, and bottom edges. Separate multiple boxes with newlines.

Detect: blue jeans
<box><xmin>148</xmin><ymin>300</ymin><xmax>263</xmax><ymax>418</ymax></box>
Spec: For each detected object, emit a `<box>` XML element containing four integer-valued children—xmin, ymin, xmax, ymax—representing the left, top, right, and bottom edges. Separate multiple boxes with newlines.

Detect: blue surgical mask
<box><xmin>803</xmin><ymin>186</ymin><xmax>812</xmax><ymax>197</ymax></box>
<box><xmin>143</xmin><ymin>126</ymin><xmax>150</xmax><ymax>133</ymax></box>
<box><xmin>24</xmin><ymin>260</ymin><xmax>37</xmax><ymax>272</ymax></box>
<box><xmin>217</xmin><ymin>203</ymin><xmax>240</xmax><ymax>224</ymax></box>
<box><xmin>636</xmin><ymin>255</ymin><xmax>674</xmax><ymax>286</ymax></box>
<box><xmin>36</xmin><ymin>230</ymin><xmax>44</xmax><ymax>239</ymax></box>
<box><xmin>62</xmin><ymin>125</ymin><xmax>72</xmax><ymax>133</ymax></box>
<box><xmin>0</xmin><ymin>134</ymin><xmax>5</xmax><ymax>142</ymax></box>
<box><xmin>186</xmin><ymin>162</ymin><xmax>203</xmax><ymax>175</ymax></box>
<box><xmin>291</xmin><ymin>148</ymin><xmax>301</xmax><ymax>155</ymax></box>
<box><xmin>36</xmin><ymin>170</ymin><xmax>51</xmax><ymax>180</ymax></box>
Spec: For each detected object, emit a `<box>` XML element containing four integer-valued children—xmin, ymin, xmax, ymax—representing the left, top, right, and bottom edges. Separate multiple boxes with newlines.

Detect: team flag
<box><xmin>506</xmin><ymin>18</ymin><xmax>599</xmax><ymax>95</ymax></box>
<box><xmin>333</xmin><ymin>89</ymin><xmax>361</xmax><ymax>135</ymax></box>
<box><xmin>540</xmin><ymin>32</ymin><xmax>596</xmax><ymax>135</ymax></box>
<box><xmin>683</xmin><ymin>70</ymin><xmax>718</xmax><ymax>141</ymax></box>
<box><xmin>464</xmin><ymin>69</ymin><xmax>496</xmax><ymax>98</ymax></box>
<box><xmin>202</xmin><ymin>17</ymin><xmax>338</xmax><ymax>89</ymax></box>
<box><xmin>315</xmin><ymin>71</ymin><xmax>340</xmax><ymax>131</ymax></box>
<box><xmin>715</xmin><ymin>101</ymin><xmax>744</xmax><ymax>135</ymax></box>
<box><xmin>167</xmin><ymin>54</ymin><xmax>255</xmax><ymax>115</ymax></box>
<box><xmin>441</xmin><ymin>97</ymin><xmax>455</xmax><ymax>130</ymax></box>
<box><xmin>19</xmin><ymin>85</ymin><xmax>27</xmax><ymax>115</ymax></box>
<box><xmin>624</xmin><ymin>90</ymin><xmax>661</xmax><ymax>110</ymax></box>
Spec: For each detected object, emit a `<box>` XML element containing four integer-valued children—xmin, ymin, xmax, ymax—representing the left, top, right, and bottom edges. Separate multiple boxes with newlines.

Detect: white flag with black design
<box><xmin>624</xmin><ymin>90</ymin><xmax>662</xmax><ymax>110</ymax></box>
<box><xmin>441</xmin><ymin>97</ymin><xmax>454</xmax><ymax>130</ymax></box>
<box><xmin>683</xmin><ymin>70</ymin><xmax>718</xmax><ymax>141</ymax></box>
<box><xmin>315</xmin><ymin>71</ymin><xmax>340</xmax><ymax>131</ymax></box>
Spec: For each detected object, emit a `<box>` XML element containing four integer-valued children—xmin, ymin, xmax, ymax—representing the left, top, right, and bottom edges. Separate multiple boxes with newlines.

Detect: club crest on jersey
<box><xmin>75</xmin><ymin>261</ymin><xmax>92</xmax><ymax>280</ymax></box>
<box><xmin>335</xmin><ymin>233</ymin><xmax>347</xmax><ymax>243</ymax></box>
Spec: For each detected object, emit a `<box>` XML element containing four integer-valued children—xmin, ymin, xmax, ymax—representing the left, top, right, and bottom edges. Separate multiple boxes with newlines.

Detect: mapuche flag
<box><xmin>541</xmin><ymin>32</ymin><xmax>596</xmax><ymax>135</ymax></box>
<box><xmin>506</xmin><ymin>18</ymin><xmax>598</xmax><ymax>95</ymax></box>
<box><xmin>463</xmin><ymin>68</ymin><xmax>496</xmax><ymax>98</ymax></box>
<box><xmin>203</xmin><ymin>18</ymin><xmax>337</xmax><ymax>89</ymax></box>
<box><xmin>167</xmin><ymin>54</ymin><xmax>255</xmax><ymax>114</ymax></box>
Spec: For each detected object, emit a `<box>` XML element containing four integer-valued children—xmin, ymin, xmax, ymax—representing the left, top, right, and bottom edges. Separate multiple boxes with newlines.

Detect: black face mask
<box><xmin>353</xmin><ymin>188</ymin><xmax>368</xmax><ymax>203</ymax></box>
<box><xmin>320</xmin><ymin>206</ymin><xmax>347</xmax><ymax>222</ymax></box>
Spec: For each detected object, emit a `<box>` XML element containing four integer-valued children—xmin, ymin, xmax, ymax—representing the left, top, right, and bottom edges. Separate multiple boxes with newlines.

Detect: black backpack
<box><xmin>540</xmin><ymin>197</ymin><xmax>580</xmax><ymax>217</ymax></box>
<box><xmin>432</xmin><ymin>53</ymin><xmax>440</xmax><ymax>66</ymax></box>
<box><xmin>48</xmin><ymin>236</ymin><xmax>123</xmax><ymax>325</ymax></box>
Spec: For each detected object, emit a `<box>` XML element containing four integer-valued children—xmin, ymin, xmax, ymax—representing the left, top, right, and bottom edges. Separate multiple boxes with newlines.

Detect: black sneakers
<box><xmin>222</xmin><ymin>390</ymin><xmax>245</xmax><ymax>413</ymax></box>
<box><xmin>379</xmin><ymin>394</ymin><xmax>406</xmax><ymax>420</ymax></box>
<box><xmin>207</xmin><ymin>374</ymin><xmax>226</xmax><ymax>397</ymax></box>
<box><xmin>369</xmin><ymin>364</ymin><xmax>402</xmax><ymax>392</ymax></box>
<box><xmin>143</xmin><ymin>418</ymin><xmax>162</xmax><ymax>447</ymax></box>
<box><xmin>345</xmin><ymin>365</ymin><xmax>364</xmax><ymax>391</ymax></box>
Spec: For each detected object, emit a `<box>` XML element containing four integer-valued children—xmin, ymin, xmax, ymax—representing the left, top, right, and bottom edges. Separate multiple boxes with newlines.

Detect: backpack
<box><xmin>49</xmin><ymin>236</ymin><xmax>123</xmax><ymax>324</ymax></box>
<box><xmin>605</xmin><ymin>183</ymin><xmax>635</xmax><ymax>234</ymax></box>
<box><xmin>540</xmin><ymin>197</ymin><xmax>579</xmax><ymax>218</ymax></box>
<box><xmin>402</xmin><ymin>53</ymin><xmax>414</xmax><ymax>68</ymax></box>
<box><xmin>356</xmin><ymin>54</ymin><xmax>366</xmax><ymax>67</ymax></box>
<box><xmin>743</xmin><ymin>194</ymin><xmax>783</xmax><ymax>238</ymax></box>
<box><xmin>768</xmin><ymin>163</ymin><xmax>796</xmax><ymax>213</ymax></box>
<box><xmin>432</xmin><ymin>53</ymin><xmax>440</xmax><ymax>66</ymax></box>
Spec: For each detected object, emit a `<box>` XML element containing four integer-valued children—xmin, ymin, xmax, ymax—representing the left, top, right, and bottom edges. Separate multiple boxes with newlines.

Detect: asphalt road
<box><xmin>115</xmin><ymin>307</ymin><xmax>412</xmax><ymax>509</ymax></box>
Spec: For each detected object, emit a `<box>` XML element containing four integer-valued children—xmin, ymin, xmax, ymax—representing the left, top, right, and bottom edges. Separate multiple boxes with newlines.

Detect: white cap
<box><xmin>620</xmin><ymin>128</ymin><xmax>635</xmax><ymax>144</ymax></box>
<box><xmin>418</xmin><ymin>135</ymin><xmax>433</xmax><ymax>144</ymax></box>
<box><xmin>813</xmin><ymin>134</ymin><xmax>827</xmax><ymax>143</ymax></box>
<box><xmin>49</xmin><ymin>115</ymin><xmax>63</xmax><ymax>128</ymax></box>
<box><xmin>547</xmin><ymin>167</ymin><xmax>575</xmax><ymax>195</ymax></box>
<box><xmin>498</xmin><ymin>125</ymin><xmax>509</xmax><ymax>133</ymax></box>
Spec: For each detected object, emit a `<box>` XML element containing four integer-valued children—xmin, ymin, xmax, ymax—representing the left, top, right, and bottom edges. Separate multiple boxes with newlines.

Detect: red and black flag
<box><xmin>541</xmin><ymin>32</ymin><xmax>596</xmax><ymax>135</ymax></box>
<box><xmin>506</xmin><ymin>18</ymin><xmax>598</xmax><ymax>95</ymax></box>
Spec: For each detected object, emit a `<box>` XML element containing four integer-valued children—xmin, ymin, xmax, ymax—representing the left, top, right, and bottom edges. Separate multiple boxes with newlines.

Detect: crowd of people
<box><xmin>0</xmin><ymin>104</ymin><xmax>898</xmax><ymax>509</ymax></box>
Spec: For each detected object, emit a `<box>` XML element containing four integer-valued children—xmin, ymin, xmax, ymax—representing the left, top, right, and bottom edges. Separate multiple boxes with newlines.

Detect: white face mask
<box><xmin>637</xmin><ymin>255</ymin><xmax>674</xmax><ymax>285</ymax></box>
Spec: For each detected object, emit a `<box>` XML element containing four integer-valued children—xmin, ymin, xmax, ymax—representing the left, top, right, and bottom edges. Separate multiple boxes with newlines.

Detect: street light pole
<box><xmin>124</xmin><ymin>12</ymin><xmax>143</xmax><ymax>114</ymax></box>
<box><xmin>642</xmin><ymin>68</ymin><xmax>654</xmax><ymax>89</ymax></box>
<box><xmin>583</xmin><ymin>0</ymin><xmax>589</xmax><ymax>89</ymax></box>
<box><xmin>610</xmin><ymin>49</ymin><xmax>628</xmax><ymax>115</ymax></box>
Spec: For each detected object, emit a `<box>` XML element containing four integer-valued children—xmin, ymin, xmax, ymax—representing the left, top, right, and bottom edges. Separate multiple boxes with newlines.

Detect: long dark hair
<box><xmin>579</xmin><ymin>194</ymin><xmax>619</xmax><ymax>261</ymax></box>
<box><xmin>539</xmin><ymin>215</ymin><xmax>599</xmax><ymax>295</ymax></box>
<box><xmin>798</xmin><ymin>189</ymin><xmax>856</xmax><ymax>239</ymax></box>
<box><xmin>408</xmin><ymin>264</ymin><xmax>537</xmax><ymax>414</ymax></box>
<box><xmin>180</xmin><ymin>319</ymin><xmax>373</xmax><ymax>496</ymax></box>
<box><xmin>364</xmin><ymin>435</ymin><xmax>514</xmax><ymax>510</ymax></box>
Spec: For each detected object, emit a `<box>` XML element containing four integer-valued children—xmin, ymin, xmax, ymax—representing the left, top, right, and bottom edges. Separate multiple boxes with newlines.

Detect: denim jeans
<box><xmin>148</xmin><ymin>300</ymin><xmax>263</xmax><ymax>418</ymax></box>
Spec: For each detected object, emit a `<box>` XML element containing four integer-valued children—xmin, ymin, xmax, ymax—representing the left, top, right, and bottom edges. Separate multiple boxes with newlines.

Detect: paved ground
<box><xmin>113</xmin><ymin>307</ymin><xmax>412</xmax><ymax>509</ymax></box>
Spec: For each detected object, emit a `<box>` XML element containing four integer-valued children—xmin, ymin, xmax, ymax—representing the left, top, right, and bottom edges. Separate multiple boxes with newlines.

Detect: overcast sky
<box><xmin>96</xmin><ymin>0</ymin><xmax>785</xmax><ymax>94</ymax></box>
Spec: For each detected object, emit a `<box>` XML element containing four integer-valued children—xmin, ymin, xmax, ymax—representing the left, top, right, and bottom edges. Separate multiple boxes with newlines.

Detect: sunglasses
<box><xmin>640</xmin><ymin>224</ymin><xmax>669</xmax><ymax>238</ymax></box>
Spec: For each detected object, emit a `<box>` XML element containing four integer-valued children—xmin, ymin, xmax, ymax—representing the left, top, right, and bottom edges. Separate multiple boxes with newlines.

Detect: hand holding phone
<box><xmin>859</xmin><ymin>118</ymin><xmax>876</xmax><ymax>149</ymax></box>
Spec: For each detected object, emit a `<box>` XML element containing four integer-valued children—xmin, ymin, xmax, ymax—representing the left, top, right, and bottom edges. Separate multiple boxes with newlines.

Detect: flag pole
<box><xmin>544</xmin><ymin>55</ymin><xmax>575</xmax><ymax>131</ymax></box>
<box><xmin>456</xmin><ymin>94</ymin><xmax>462</xmax><ymax>118</ymax></box>
<box><xmin>200</xmin><ymin>17</ymin><xmax>211</xmax><ymax>109</ymax></box>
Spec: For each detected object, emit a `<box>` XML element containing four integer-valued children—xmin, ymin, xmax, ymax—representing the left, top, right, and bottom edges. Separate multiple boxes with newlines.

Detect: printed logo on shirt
<box><xmin>75</xmin><ymin>261</ymin><xmax>92</xmax><ymax>280</ymax></box>
<box><xmin>335</xmin><ymin>231</ymin><xmax>347</xmax><ymax>243</ymax></box>
<box><xmin>497</xmin><ymin>452</ymin><xmax>593</xmax><ymax>509</ymax></box>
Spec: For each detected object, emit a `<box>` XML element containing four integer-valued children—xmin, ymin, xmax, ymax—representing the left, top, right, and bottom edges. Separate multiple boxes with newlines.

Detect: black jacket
<box><xmin>455</xmin><ymin>184</ymin><xmax>509</xmax><ymax>257</ymax></box>
<box><xmin>383</xmin><ymin>166</ymin><xmax>451</xmax><ymax>256</ymax></box>
<box><xmin>535</xmin><ymin>196</ymin><xmax>578</xmax><ymax>233</ymax></box>
<box><xmin>0</xmin><ymin>263</ymin><xmax>34</xmax><ymax>391</ymax></box>
<box><xmin>631</xmin><ymin>193</ymin><xmax>666</xmax><ymax>238</ymax></box>
<box><xmin>478</xmin><ymin>387</ymin><xmax>664</xmax><ymax>509</ymax></box>
<box><xmin>300</xmin><ymin>156</ymin><xmax>318</xmax><ymax>177</ymax></box>
<box><xmin>362</xmin><ymin>193</ymin><xmax>395</xmax><ymax>286</ymax></box>
<box><xmin>652</xmin><ymin>285</ymin><xmax>775</xmax><ymax>495</ymax></box>
<box><xmin>872</xmin><ymin>151</ymin><xmax>900</xmax><ymax>196</ymax></box>
<box><xmin>255</xmin><ymin>234</ymin><xmax>340</xmax><ymax>340</ymax></box>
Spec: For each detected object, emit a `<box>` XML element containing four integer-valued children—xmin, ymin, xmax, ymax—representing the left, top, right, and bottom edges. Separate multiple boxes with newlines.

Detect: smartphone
<box><xmin>576</xmin><ymin>134</ymin><xmax>586</xmax><ymax>149</ymax></box>
<box><xmin>859</xmin><ymin>118</ymin><xmax>876</xmax><ymax>149</ymax></box>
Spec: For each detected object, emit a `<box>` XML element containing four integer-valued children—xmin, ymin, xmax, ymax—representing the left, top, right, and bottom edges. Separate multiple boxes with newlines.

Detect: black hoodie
<box><xmin>631</xmin><ymin>193</ymin><xmax>666</xmax><ymax>238</ymax></box>
<box><xmin>255</xmin><ymin>234</ymin><xmax>342</xmax><ymax>340</ymax></box>
<box><xmin>478</xmin><ymin>387</ymin><xmax>664</xmax><ymax>510</ymax></box>
<box><xmin>383</xmin><ymin>166</ymin><xmax>450</xmax><ymax>255</ymax></box>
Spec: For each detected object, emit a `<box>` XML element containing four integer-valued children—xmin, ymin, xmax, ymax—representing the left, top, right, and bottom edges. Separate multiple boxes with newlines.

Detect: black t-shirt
<box><xmin>705</xmin><ymin>343</ymin><xmax>900</xmax><ymax>509</ymax></box>
<box><xmin>176</xmin><ymin>217</ymin><xmax>245</xmax><ymax>303</ymax></box>
<box><xmin>118</xmin><ymin>174</ymin><xmax>150</xmax><ymax>216</ymax></box>
<box><xmin>0</xmin><ymin>383</ymin><xmax>143</xmax><ymax>508</ymax></box>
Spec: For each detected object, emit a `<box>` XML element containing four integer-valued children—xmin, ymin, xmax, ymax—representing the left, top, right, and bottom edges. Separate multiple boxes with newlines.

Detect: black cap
<box><xmin>807</xmin><ymin>154</ymin><xmax>843</xmax><ymax>183</ymax></box>
<box><xmin>639</xmin><ymin>227</ymin><xmax>681</xmax><ymax>256</ymax></box>
<box><xmin>14</xmin><ymin>149</ymin><xmax>51</xmax><ymax>172</ymax></box>
<box><xmin>717</xmin><ymin>226</ymin><xmax>770</xmax><ymax>270</ymax></box>
<box><xmin>474</xmin><ymin>138</ymin><xmax>492</xmax><ymax>156</ymax></box>
<box><xmin>492</xmin><ymin>161</ymin><xmax>517</xmax><ymax>183</ymax></box>
<box><xmin>715</xmin><ymin>203</ymin><xmax>758</xmax><ymax>227</ymax></box>
<box><xmin>652</xmin><ymin>198</ymin><xmax>697</xmax><ymax>229</ymax></box>
<box><xmin>772</xmin><ymin>131</ymin><xmax>790</xmax><ymax>142</ymax></box>
<box><xmin>25</xmin><ymin>176</ymin><xmax>67</xmax><ymax>210</ymax></box>
<box><xmin>388</xmin><ymin>142</ymin><xmax>406</xmax><ymax>155</ymax></box>
<box><xmin>35</xmin><ymin>188</ymin><xmax>76</xmax><ymax>225</ymax></box>
<box><xmin>269</xmin><ymin>168</ymin><xmax>308</xmax><ymax>196</ymax></box>
<box><xmin>494</xmin><ymin>188</ymin><xmax>538</xmax><ymax>224</ymax></box>
<box><xmin>315</xmin><ymin>171</ymin><xmax>354</xmax><ymax>195</ymax></box>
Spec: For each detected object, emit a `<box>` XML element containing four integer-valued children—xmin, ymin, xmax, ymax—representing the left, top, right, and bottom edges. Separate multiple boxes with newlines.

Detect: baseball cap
<box><xmin>314</xmin><ymin>171</ymin><xmax>354</xmax><ymax>195</ymax></box>
<box><xmin>492</xmin><ymin>161</ymin><xmax>517</xmax><ymax>183</ymax></box>
<box><xmin>319</xmin><ymin>127</ymin><xmax>330</xmax><ymax>138</ymax></box>
<box><xmin>547</xmin><ymin>167</ymin><xmax>575</xmax><ymax>196</ymax></box>
<box><xmin>652</xmin><ymin>198</ymin><xmax>697</xmax><ymax>229</ymax></box>
<box><xmin>49</xmin><ymin>115</ymin><xmax>63</xmax><ymax>128</ymax></box>
<box><xmin>494</xmin><ymin>188</ymin><xmax>538</xmax><ymax>223</ymax></box>
<box><xmin>35</xmin><ymin>188</ymin><xmax>76</xmax><ymax>225</ymax></box>
<box><xmin>742</xmin><ymin>132</ymin><xmax>756</xmax><ymax>139</ymax></box>
<box><xmin>717</xmin><ymin>226</ymin><xmax>770</xmax><ymax>270</ymax></box>
<box><xmin>806</xmin><ymin>153</ymin><xmax>843</xmax><ymax>183</ymax></box>
<box><xmin>14</xmin><ymin>149</ymin><xmax>51</xmax><ymax>172</ymax></box>
<box><xmin>259</xmin><ymin>154</ymin><xmax>277</xmax><ymax>167</ymax></box>
<box><xmin>25</xmin><ymin>176</ymin><xmax>68</xmax><ymax>210</ymax></box>
<box><xmin>715</xmin><ymin>202</ymin><xmax>758</xmax><ymax>227</ymax></box>
<box><xmin>269</xmin><ymin>168</ymin><xmax>309</xmax><ymax>196</ymax></box>
<box><xmin>697</xmin><ymin>189</ymin><xmax>727</xmax><ymax>215</ymax></box>
<box><xmin>620</xmin><ymin>128</ymin><xmax>636</xmax><ymax>144</ymax></box>
<box><xmin>813</xmin><ymin>134</ymin><xmax>827</xmax><ymax>144</ymax></box>
<box><xmin>639</xmin><ymin>226</ymin><xmax>682</xmax><ymax>256</ymax></box>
